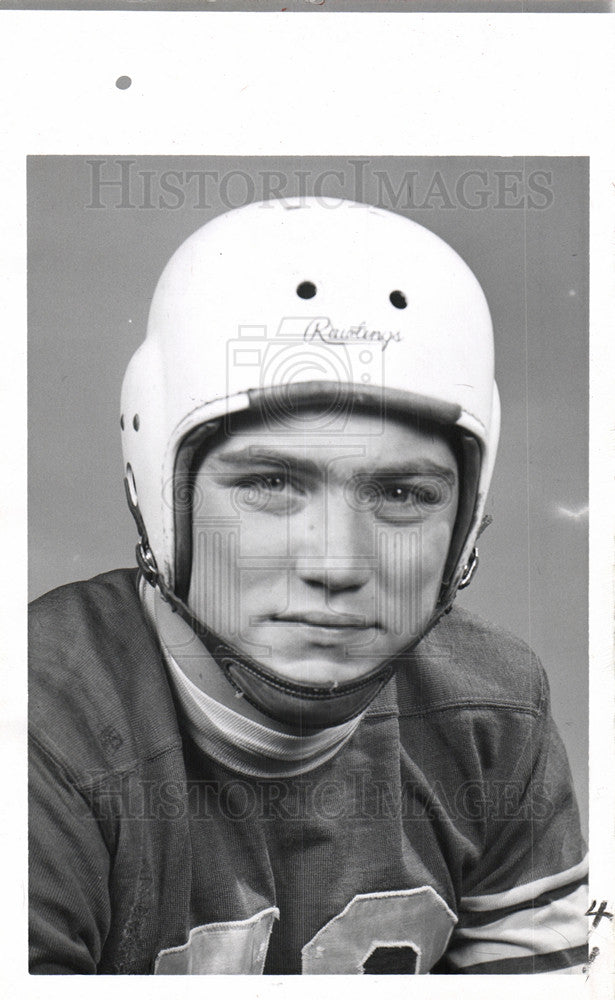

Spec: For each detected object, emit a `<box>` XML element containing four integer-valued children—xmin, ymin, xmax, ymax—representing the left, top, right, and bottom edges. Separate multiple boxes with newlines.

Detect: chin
<box><xmin>230</xmin><ymin>625</ymin><xmax>418</xmax><ymax>686</ymax></box>
<box><xmin>265</xmin><ymin>658</ymin><xmax>374</xmax><ymax>686</ymax></box>
<box><xmin>261</xmin><ymin>639</ymin><xmax>406</xmax><ymax>685</ymax></box>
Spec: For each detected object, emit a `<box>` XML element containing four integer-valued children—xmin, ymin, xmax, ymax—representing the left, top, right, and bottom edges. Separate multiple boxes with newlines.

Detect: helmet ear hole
<box><xmin>125</xmin><ymin>463</ymin><xmax>138</xmax><ymax>507</ymax></box>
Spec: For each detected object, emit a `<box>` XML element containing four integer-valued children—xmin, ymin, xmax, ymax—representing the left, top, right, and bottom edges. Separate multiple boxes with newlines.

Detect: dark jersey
<box><xmin>29</xmin><ymin>570</ymin><xmax>587</xmax><ymax>975</ymax></box>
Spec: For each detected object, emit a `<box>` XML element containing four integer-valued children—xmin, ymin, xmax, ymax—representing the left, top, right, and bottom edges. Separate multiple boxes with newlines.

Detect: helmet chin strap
<box><xmin>127</xmin><ymin>478</ymin><xmax>473</xmax><ymax>731</ymax></box>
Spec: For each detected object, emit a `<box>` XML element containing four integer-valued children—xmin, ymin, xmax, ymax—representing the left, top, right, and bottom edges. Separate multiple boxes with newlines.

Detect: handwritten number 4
<box><xmin>585</xmin><ymin>900</ymin><xmax>613</xmax><ymax>928</ymax></box>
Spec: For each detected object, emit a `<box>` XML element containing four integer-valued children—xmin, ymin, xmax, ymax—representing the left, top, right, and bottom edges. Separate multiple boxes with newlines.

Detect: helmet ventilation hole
<box><xmin>389</xmin><ymin>290</ymin><xmax>407</xmax><ymax>309</ymax></box>
<box><xmin>133</xmin><ymin>414</ymin><xmax>140</xmax><ymax>431</ymax></box>
<box><xmin>120</xmin><ymin>414</ymin><xmax>125</xmax><ymax>430</ymax></box>
<box><xmin>296</xmin><ymin>281</ymin><xmax>317</xmax><ymax>300</ymax></box>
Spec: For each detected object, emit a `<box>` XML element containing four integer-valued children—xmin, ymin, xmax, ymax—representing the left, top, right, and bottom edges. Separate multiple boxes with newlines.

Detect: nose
<box><xmin>294</xmin><ymin>491</ymin><xmax>373</xmax><ymax>593</ymax></box>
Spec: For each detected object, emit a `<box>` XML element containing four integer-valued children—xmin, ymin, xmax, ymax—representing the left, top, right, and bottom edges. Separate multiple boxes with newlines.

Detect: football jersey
<box><xmin>29</xmin><ymin>569</ymin><xmax>587</xmax><ymax>975</ymax></box>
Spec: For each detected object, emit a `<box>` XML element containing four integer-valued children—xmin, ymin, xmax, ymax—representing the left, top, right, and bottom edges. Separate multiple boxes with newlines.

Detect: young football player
<box><xmin>29</xmin><ymin>198</ymin><xmax>587</xmax><ymax>975</ymax></box>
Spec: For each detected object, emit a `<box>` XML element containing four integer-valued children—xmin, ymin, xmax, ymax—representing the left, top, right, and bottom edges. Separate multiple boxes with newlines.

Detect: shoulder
<box><xmin>30</xmin><ymin>567</ymin><xmax>139</xmax><ymax>630</ymax></box>
<box><xmin>29</xmin><ymin>570</ymin><xmax>182</xmax><ymax>784</ymax></box>
<box><xmin>395</xmin><ymin>605</ymin><xmax>548</xmax><ymax>719</ymax></box>
<box><xmin>29</xmin><ymin>568</ymin><xmax>148</xmax><ymax>669</ymax></box>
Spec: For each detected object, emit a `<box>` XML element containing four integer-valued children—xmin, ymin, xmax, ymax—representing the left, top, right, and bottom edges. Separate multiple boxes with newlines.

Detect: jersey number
<box><xmin>155</xmin><ymin>886</ymin><xmax>455</xmax><ymax>974</ymax></box>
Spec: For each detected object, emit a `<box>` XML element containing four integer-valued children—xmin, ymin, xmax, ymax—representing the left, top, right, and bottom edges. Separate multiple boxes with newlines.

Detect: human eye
<box><xmin>381</xmin><ymin>484</ymin><xmax>414</xmax><ymax>503</ymax></box>
<box><xmin>384</xmin><ymin>477</ymin><xmax>450</xmax><ymax>507</ymax></box>
<box><xmin>240</xmin><ymin>473</ymin><xmax>286</xmax><ymax>492</ymax></box>
<box><xmin>375</xmin><ymin>481</ymin><xmax>424</xmax><ymax>521</ymax></box>
<box><xmin>347</xmin><ymin>474</ymin><xmax>452</xmax><ymax>521</ymax></box>
<box><xmin>382</xmin><ymin>475</ymin><xmax>454</xmax><ymax>519</ymax></box>
<box><xmin>230</xmin><ymin>470</ymin><xmax>302</xmax><ymax>514</ymax></box>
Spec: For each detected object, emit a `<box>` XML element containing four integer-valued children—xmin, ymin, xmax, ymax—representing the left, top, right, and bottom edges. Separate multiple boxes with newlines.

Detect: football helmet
<box><xmin>121</xmin><ymin>198</ymin><xmax>500</xmax><ymax>727</ymax></box>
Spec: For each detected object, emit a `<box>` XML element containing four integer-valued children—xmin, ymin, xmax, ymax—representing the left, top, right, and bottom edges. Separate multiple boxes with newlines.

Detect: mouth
<box><xmin>269</xmin><ymin>612</ymin><xmax>378</xmax><ymax>630</ymax></box>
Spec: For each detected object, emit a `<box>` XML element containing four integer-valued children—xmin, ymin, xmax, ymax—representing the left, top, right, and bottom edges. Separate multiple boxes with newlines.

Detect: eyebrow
<box><xmin>211</xmin><ymin>447</ymin><xmax>456</xmax><ymax>481</ymax></box>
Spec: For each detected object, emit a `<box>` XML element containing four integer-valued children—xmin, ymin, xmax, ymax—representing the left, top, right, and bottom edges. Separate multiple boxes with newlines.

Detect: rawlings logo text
<box><xmin>303</xmin><ymin>318</ymin><xmax>402</xmax><ymax>353</ymax></box>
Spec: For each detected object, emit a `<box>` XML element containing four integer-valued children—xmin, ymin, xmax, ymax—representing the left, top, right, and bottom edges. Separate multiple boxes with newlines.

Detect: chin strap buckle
<box><xmin>458</xmin><ymin>547</ymin><xmax>479</xmax><ymax>589</ymax></box>
<box><xmin>135</xmin><ymin>540</ymin><xmax>160</xmax><ymax>589</ymax></box>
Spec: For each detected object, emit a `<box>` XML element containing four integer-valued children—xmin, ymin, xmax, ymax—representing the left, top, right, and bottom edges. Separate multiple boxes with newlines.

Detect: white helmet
<box><xmin>121</xmin><ymin>198</ymin><xmax>499</xmax><ymax>726</ymax></box>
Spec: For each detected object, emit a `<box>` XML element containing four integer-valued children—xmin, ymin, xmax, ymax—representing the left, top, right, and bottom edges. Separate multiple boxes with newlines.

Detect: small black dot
<box><xmin>389</xmin><ymin>290</ymin><xmax>407</xmax><ymax>309</ymax></box>
<box><xmin>297</xmin><ymin>281</ymin><xmax>317</xmax><ymax>300</ymax></box>
<box><xmin>133</xmin><ymin>414</ymin><xmax>140</xmax><ymax>431</ymax></box>
<box><xmin>116</xmin><ymin>76</ymin><xmax>132</xmax><ymax>90</ymax></box>
<box><xmin>120</xmin><ymin>414</ymin><xmax>125</xmax><ymax>430</ymax></box>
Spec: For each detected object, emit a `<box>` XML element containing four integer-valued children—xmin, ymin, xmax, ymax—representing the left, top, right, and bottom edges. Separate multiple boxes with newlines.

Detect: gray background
<box><xmin>5</xmin><ymin>1</ymin><xmax>613</xmax><ymax>11</ymax></box>
<box><xmin>28</xmin><ymin>155</ymin><xmax>588</xmax><ymax>833</ymax></box>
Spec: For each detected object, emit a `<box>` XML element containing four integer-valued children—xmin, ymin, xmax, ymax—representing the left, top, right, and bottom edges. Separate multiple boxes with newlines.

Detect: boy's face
<box><xmin>188</xmin><ymin>409</ymin><xmax>458</xmax><ymax>685</ymax></box>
